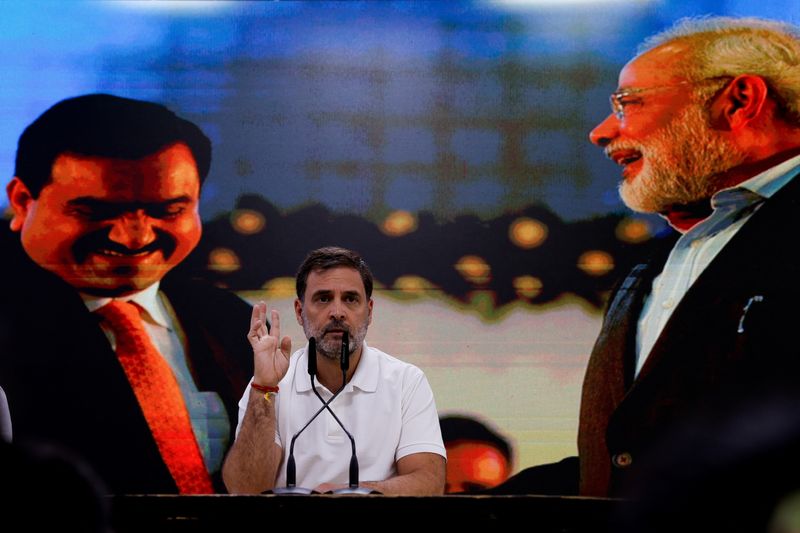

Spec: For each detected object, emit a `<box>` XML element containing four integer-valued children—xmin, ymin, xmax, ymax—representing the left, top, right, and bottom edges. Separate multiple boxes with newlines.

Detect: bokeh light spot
<box><xmin>577</xmin><ymin>250</ymin><xmax>614</xmax><ymax>276</ymax></box>
<box><xmin>394</xmin><ymin>275</ymin><xmax>435</xmax><ymax>294</ymax></box>
<box><xmin>381</xmin><ymin>210</ymin><xmax>418</xmax><ymax>237</ymax></box>
<box><xmin>261</xmin><ymin>277</ymin><xmax>296</xmax><ymax>298</ymax></box>
<box><xmin>509</xmin><ymin>217</ymin><xmax>548</xmax><ymax>249</ymax></box>
<box><xmin>456</xmin><ymin>255</ymin><xmax>492</xmax><ymax>284</ymax></box>
<box><xmin>208</xmin><ymin>247</ymin><xmax>241</xmax><ymax>273</ymax></box>
<box><xmin>615</xmin><ymin>217</ymin><xmax>652</xmax><ymax>243</ymax></box>
<box><xmin>513</xmin><ymin>275</ymin><xmax>543</xmax><ymax>299</ymax></box>
<box><xmin>230</xmin><ymin>209</ymin><xmax>266</xmax><ymax>235</ymax></box>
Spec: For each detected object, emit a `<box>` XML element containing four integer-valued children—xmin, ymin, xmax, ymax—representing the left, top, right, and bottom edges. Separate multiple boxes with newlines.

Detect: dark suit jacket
<box><xmin>0</xmin><ymin>232</ymin><xmax>253</xmax><ymax>494</ymax></box>
<box><xmin>489</xmin><ymin>171</ymin><xmax>800</xmax><ymax>497</ymax></box>
<box><xmin>579</xmin><ymin>171</ymin><xmax>800</xmax><ymax>496</ymax></box>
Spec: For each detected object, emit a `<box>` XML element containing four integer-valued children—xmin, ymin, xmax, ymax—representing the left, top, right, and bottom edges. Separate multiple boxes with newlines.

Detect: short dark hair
<box><xmin>14</xmin><ymin>93</ymin><xmax>212</xmax><ymax>197</ymax></box>
<box><xmin>296</xmin><ymin>246</ymin><xmax>374</xmax><ymax>301</ymax></box>
<box><xmin>439</xmin><ymin>415</ymin><xmax>513</xmax><ymax>462</ymax></box>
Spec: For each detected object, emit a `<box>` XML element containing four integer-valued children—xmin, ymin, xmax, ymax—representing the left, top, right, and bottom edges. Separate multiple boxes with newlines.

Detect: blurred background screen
<box><xmin>3</xmin><ymin>0</ymin><xmax>797</xmax><ymax>477</ymax></box>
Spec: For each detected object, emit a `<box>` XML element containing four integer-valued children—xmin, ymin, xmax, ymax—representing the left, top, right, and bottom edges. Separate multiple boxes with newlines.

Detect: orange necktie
<box><xmin>95</xmin><ymin>300</ymin><xmax>214</xmax><ymax>494</ymax></box>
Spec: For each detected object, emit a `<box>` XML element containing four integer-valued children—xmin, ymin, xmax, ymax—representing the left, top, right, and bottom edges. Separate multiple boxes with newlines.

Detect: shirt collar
<box><xmin>686</xmin><ymin>154</ymin><xmax>800</xmax><ymax>238</ymax></box>
<box><xmin>717</xmin><ymin>152</ymin><xmax>800</xmax><ymax>202</ymax></box>
<box><xmin>81</xmin><ymin>282</ymin><xmax>171</xmax><ymax>328</ymax></box>
<box><xmin>295</xmin><ymin>340</ymin><xmax>379</xmax><ymax>394</ymax></box>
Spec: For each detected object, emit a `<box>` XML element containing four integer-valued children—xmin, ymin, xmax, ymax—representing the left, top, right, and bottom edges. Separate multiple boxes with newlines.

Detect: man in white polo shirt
<box><xmin>223</xmin><ymin>246</ymin><xmax>446</xmax><ymax>495</ymax></box>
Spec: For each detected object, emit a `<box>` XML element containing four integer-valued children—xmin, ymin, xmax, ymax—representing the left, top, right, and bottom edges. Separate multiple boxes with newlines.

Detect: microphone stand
<box><xmin>271</xmin><ymin>337</ymin><xmax>346</xmax><ymax>495</ymax></box>
<box><xmin>309</xmin><ymin>331</ymin><xmax>376</xmax><ymax>495</ymax></box>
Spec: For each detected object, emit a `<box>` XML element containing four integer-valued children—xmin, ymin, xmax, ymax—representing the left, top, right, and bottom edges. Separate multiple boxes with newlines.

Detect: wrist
<box><xmin>251</xmin><ymin>382</ymin><xmax>280</xmax><ymax>393</ymax></box>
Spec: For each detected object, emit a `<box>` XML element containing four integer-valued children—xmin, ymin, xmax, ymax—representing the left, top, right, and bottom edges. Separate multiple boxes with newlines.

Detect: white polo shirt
<box><xmin>235</xmin><ymin>342</ymin><xmax>445</xmax><ymax>490</ymax></box>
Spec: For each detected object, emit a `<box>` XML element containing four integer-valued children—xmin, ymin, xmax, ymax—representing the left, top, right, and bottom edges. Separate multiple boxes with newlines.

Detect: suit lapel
<box><xmin>160</xmin><ymin>279</ymin><xmax>252</xmax><ymax>434</ymax></box>
<box><xmin>578</xmin><ymin>250</ymin><xmax>668</xmax><ymax>495</ymax></box>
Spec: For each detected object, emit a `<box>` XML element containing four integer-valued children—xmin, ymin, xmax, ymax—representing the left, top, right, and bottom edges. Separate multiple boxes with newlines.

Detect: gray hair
<box><xmin>638</xmin><ymin>16</ymin><xmax>800</xmax><ymax>124</ymax></box>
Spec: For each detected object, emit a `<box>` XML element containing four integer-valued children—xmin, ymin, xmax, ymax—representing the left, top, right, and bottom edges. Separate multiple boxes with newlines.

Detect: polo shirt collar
<box><xmin>295</xmin><ymin>340</ymin><xmax>379</xmax><ymax>394</ymax></box>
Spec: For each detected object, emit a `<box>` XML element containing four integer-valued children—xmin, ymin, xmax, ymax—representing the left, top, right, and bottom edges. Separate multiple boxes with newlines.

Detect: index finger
<box><xmin>250</xmin><ymin>301</ymin><xmax>267</xmax><ymax>331</ymax></box>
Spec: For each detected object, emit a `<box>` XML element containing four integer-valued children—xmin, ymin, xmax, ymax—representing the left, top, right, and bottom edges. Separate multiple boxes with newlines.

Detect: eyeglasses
<box><xmin>609</xmin><ymin>76</ymin><xmax>732</xmax><ymax>121</ymax></box>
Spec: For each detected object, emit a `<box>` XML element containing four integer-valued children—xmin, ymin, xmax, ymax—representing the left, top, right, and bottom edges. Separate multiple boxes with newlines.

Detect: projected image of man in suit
<box><xmin>0</xmin><ymin>94</ymin><xmax>253</xmax><ymax>494</ymax></box>
<box><xmin>581</xmin><ymin>15</ymin><xmax>800</xmax><ymax>497</ymax></box>
<box><xmin>491</xmin><ymin>17</ymin><xmax>800</xmax><ymax>505</ymax></box>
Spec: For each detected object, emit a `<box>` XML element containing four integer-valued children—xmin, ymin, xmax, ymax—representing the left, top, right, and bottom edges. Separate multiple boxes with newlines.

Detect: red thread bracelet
<box><xmin>251</xmin><ymin>382</ymin><xmax>279</xmax><ymax>393</ymax></box>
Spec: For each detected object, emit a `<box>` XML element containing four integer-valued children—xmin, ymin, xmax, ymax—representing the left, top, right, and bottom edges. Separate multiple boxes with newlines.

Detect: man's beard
<box><xmin>301</xmin><ymin>314</ymin><xmax>369</xmax><ymax>360</ymax></box>
<box><xmin>613</xmin><ymin>104</ymin><xmax>748</xmax><ymax>213</ymax></box>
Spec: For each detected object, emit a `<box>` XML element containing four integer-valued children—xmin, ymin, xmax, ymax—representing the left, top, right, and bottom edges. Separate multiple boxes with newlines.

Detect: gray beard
<box><xmin>301</xmin><ymin>315</ymin><xmax>368</xmax><ymax>360</ymax></box>
<box><xmin>616</xmin><ymin>104</ymin><xmax>747</xmax><ymax>213</ymax></box>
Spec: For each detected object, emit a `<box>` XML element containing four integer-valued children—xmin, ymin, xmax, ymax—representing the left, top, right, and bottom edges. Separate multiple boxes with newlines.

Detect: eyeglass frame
<box><xmin>609</xmin><ymin>76</ymin><xmax>733</xmax><ymax>121</ymax></box>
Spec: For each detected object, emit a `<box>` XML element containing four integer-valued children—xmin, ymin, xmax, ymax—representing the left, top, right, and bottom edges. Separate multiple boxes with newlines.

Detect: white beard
<box><xmin>615</xmin><ymin>104</ymin><xmax>747</xmax><ymax>213</ymax></box>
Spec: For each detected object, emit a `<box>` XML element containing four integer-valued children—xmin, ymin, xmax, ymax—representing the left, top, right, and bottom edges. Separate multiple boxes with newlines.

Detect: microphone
<box><xmin>271</xmin><ymin>336</ymin><xmax>346</xmax><ymax>495</ymax></box>
<box><xmin>309</xmin><ymin>331</ymin><xmax>377</xmax><ymax>495</ymax></box>
<box><xmin>340</xmin><ymin>330</ymin><xmax>349</xmax><ymax>373</ymax></box>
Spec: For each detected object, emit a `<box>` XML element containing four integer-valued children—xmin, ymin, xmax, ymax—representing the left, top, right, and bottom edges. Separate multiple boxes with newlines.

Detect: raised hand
<box><xmin>247</xmin><ymin>301</ymin><xmax>292</xmax><ymax>387</ymax></box>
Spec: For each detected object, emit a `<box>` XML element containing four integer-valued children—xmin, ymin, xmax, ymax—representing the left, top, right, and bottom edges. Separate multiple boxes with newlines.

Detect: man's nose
<box><xmin>107</xmin><ymin>210</ymin><xmax>157</xmax><ymax>250</ymax></box>
<box><xmin>589</xmin><ymin>113</ymin><xmax>619</xmax><ymax>148</ymax></box>
<box><xmin>329</xmin><ymin>300</ymin><xmax>346</xmax><ymax>321</ymax></box>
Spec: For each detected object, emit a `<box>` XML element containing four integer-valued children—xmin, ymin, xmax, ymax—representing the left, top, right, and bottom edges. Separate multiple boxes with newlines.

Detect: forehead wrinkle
<box><xmin>55</xmin><ymin>153</ymin><xmax>141</xmax><ymax>192</ymax></box>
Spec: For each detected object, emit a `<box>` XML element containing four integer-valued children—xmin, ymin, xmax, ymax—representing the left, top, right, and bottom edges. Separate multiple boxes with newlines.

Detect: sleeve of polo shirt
<box><xmin>396</xmin><ymin>367</ymin><xmax>447</xmax><ymax>461</ymax></box>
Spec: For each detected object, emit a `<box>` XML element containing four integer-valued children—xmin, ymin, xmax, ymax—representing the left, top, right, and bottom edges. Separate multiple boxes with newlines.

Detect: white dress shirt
<box><xmin>83</xmin><ymin>282</ymin><xmax>229</xmax><ymax>473</ymax></box>
<box><xmin>636</xmin><ymin>155</ymin><xmax>800</xmax><ymax>376</ymax></box>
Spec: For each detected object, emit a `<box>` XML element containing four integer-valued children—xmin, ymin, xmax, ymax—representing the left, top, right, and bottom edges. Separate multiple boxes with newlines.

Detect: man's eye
<box><xmin>68</xmin><ymin>206</ymin><xmax>116</xmax><ymax>221</ymax></box>
<box><xmin>618</xmin><ymin>96</ymin><xmax>642</xmax><ymax>109</ymax></box>
<box><xmin>147</xmin><ymin>205</ymin><xmax>186</xmax><ymax>219</ymax></box>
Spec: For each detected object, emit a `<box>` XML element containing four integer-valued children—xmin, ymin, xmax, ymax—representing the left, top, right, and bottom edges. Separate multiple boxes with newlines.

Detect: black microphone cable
<box><xmin>309</xmin><ymin>331</ymin><xmax>360</xmax><ymax>489</ymax></box>
<box><xmin>278</xmin><ymin>336</ymin><xmax>346</xmax><ymax>493</ymax></box>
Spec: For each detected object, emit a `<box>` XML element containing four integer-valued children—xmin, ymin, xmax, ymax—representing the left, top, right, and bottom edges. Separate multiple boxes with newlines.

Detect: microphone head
<box><xmin>340</xmin><ymin>331</ymin><xmax>349</xmax><ymax>371</ymax></box>
<box><xmin>307</xmin><ymin>337</ymin><xmax>317</xmax><ymax>377</ymax></box>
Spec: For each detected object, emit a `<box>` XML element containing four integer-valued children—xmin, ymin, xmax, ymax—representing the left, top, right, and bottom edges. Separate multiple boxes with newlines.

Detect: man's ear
<box><xmin>715</xmin><ymin>75</ymin><xmax>770</xmax><ymax>129</ymax></box>
<box><xmin>6</xmin><ymin>177</ymin><xmax>33</xmax><ymax>232</ymax></box>
<box><xmin>294</xmin><ymin>298</ymin><xmax>304</xmax><ymax>327</ymax></box>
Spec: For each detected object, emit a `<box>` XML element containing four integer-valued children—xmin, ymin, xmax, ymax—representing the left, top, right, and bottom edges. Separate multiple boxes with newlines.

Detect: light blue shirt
<box><xmin>635</xmin><ymin>154</ymin><xmax>800</xmax><ymax>377</ymax></box>
<box><xmin>83</xmin><ymin>283</ymin><xmax>230</xmax><ymax>474</ymax></box>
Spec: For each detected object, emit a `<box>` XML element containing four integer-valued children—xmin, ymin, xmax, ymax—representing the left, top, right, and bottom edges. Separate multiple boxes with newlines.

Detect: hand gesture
<box><xmin>248</xmin><ymin>301</ymin><xmax>292</xmax><ymax>387</ymax></box>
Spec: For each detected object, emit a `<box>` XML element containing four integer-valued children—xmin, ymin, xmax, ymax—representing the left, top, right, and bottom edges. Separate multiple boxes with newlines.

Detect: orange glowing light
<box><xmin>231</xmin><ymin>209</ymin><xmax>266</xmax><ymax>235</ymax></box>
<box><xmin>513</xmin><ymin>275</ymin><xmax>543</xmax><ymax>299</ymax></box>
<box><xmin>394</xmin><ymin>275</ymin><xmax>433</xmax><ymax>293</ymax></box>
<box><xmin>509</xmin><ymin>217</ymin><xmax>548</xmax><ymax>249</ymax></box>
<box><xmin>261</xmin><ymin>277</ymin><xmax>296</xmax><ymax>297</ymax></box>
<box><xmin>615</xmin><ymin>218</ymin><xmax>652</xmax><ymax>243</ymax></box>
<box><xmin>455</xmin><ymin>255</ymin><xmax>491</xmax><ymax>284</ymax></box>
<box><xmin>381</xmin><ymin>210</ymin><xmax>417</xmax><ymax>237</ymax></box>
<box><xmin>577</xmin><ymin>250</ymin><xmax>614</xmax><ymax>276</ymax></box>
<box><xmin>208</xmin><ymin>247</ymin><xmax>241</xmax><ymax>273</ymax></box>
